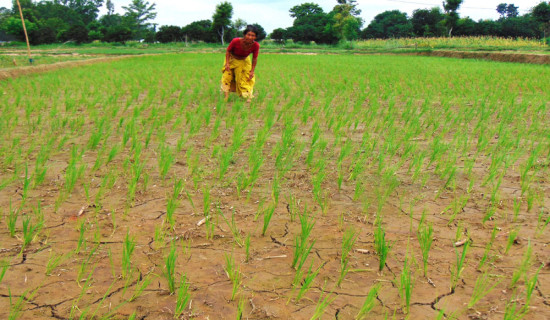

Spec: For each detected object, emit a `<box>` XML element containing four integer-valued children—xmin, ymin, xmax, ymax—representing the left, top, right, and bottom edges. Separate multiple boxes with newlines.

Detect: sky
<box><xmin>1</xmin><ymin>0</ymin><xmax>545</xmax><ymax>33</ymax></box>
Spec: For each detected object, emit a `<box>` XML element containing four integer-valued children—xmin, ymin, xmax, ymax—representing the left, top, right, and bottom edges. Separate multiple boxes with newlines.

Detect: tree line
<box><xmin>1</xmin><ymin>0</ymin><xmax>549</xmax><ymax>45</ymax></box>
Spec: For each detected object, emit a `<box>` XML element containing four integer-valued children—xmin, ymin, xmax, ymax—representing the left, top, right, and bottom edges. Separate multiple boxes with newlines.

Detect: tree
<box><xmin>362</xmin><ymin>10</ymin><xmax>412</xmax><ymax>39</ymax></box>
<box><xmin>211</xmin><ymin>1</ymin><xmax>233</xmax><ymax>45</ymax></box>
<box><xmin>156</xmin><ymin>25</ymin><xmax>183</xmax><ymax>43</ymax></box>
<box><xmin>62</xmin><ymin>22</ymin><xmax>89</xmax><ymax>43</ymax></box>
<box><xmin>442</xmin><ymin>0</ymin><xmax>463</xmax><ymax>36</ymax></box>
<box><xmin>411</xmin><ymin>7</ymin><xmax>445</xmax><ymax>37</ymax></box>
<box><xmin>58</xmin><ymin>0</ymin><xmax>104</xmax><ymax>25</ymax></box>
<box><xmin>289</xmin><ymin>2</ymin><xmax>324</xmax><ymax>19</ymax></box>
<box><xmin>122</xmin><ymin>0</ymin><xmax>157</xmax><ymax>40</ymax></box>
<box><xmin>287</xmin><ymin>3</ymin><xmax>337</xmax><ymax>44</ymax></box>
<box><xmin>497</xmin><ymin>3</ymin><xmax>508</xmax><ymax>18</ymax></box>
<box><xmin>182</xmin><ymin>19</ymin><xmax>214</xmax><ymax>42</ymax></box>
<box><xmin>532</xmin><ymin>1</ymin><xmax>550</xmax><ymax>39</ymax></box>
<box><xmin>331</xmin><ymin>0</ymin><xmax>363</xmax><ymax>40</ymax></box>
<box><xmin>270</xmin><ymin>27</ymin><xmax>287</xmax><ymax>43</ymax></box>
<box><xmin>106</xmin><ymin>0</ymin><xmax>114</xmax><ymax>15</ymax></box>
<box><xmin>497</xmin><ymin>3</ymin><xmax>519</xmax><ymax>19</ymax></box>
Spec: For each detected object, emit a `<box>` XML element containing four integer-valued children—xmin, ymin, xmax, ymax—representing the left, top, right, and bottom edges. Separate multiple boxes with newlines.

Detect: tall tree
<box><xmin>106</xmin><ymin>0</ymin><xmax>114</xmax><ymax>15</ymax></box>
<box><xmin>442</xmin><ymin>0</ymin><xmax>463</xmax><ymax>36</ymax></box>
<box><xmin>122</xmin><ymin>0</ymin><xmax>157</xmax><ymax>39</ymax></box>
<box><xmin>497</xmin><ymin>3</ymin><xmax>508</xmax><ymax>18</ymax></box>
<box><xmin>362</xmin><ymin>10</ymin><xmax>412</xmax><ymax>39</ymax></box>
<box><xmin>331</xmin><ymin>0</ymin><xmax>363</xmax><ymax>40</ymax></box>
<box><xmin>532</xmin><ymin>1</ymin><xmax>550</xmax><ymax>39</ymax></box>
<box><xmin>58</xmin><ymin>0</ymin><xmax>104</xmax><ymax>25</ymax></box>
<box><xmin>211</xmin><ymin>1</ymin><xmax>233</xmax><ymax>45</ymax></box>
<box><xmin>411</xmin><ymin>7</ymin><xmax>445</xmax><ymax>37</ymax></box>
<box><xmin>289</xmin><ymin>2</ymin><xmax>323</xmax><ymax>19</ymax></box>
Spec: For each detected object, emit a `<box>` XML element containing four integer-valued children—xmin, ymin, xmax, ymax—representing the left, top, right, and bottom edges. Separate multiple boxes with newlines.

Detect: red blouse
<box><xmin>227</xmin><ymin>38</ymin><xmax>260</xmax><ymax>59</ymax></box>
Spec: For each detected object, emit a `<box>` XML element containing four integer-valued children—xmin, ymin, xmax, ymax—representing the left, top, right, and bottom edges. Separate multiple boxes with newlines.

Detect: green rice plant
<box><xmin>6</xmin><ymin>200</ymin><xmax>18</xmax><ymax>237</ymax></box>
<box><xmin>374</xmin><ymin>219</ymin><xmax>390</xmax><ymax>272</ymax></box>
<box><xmin>513</xmin><ymin>198</ymin><xmax>521</xmax><ymax>222</ymax></box>
<box><xmin>467</xmin><ymin>271</ymin><xmax>501</xmax><ymax>309</ymax></box>
<box><xmin>237</xmin><ymin>296</ymin><xmax>246</xmax><ymax>319</ymax></box>
<box><xmin>75</xmin><ymin>220</ymin><xmax>87</xmax><ymax>254</ymax></box>
<box><xmin>21</xmin><ymin>213</ymin><xmax>44</xmax><ymax>250</ymax></box>
<box><xmin>158</xmin><ymin>144</ymin><xmax>175</xmax><ymax>180</ymax></box>
<box><xmin>477</xmin><ymin>225</ymin><xmax>498</xmax><ymax>271</ymax></box>
<box><xmin>166</xmin><ymin>178</ymin><xmax>184</xmax><ymax>229</ymax></box>
<box><xmin>523</xmin><ymin>265</ymin><xmax>542</xmax><ymax>313</ymax></box>
<box><xmin>398</xmin><ymin>257</ymin><xmax>414</xmax><ymax>314</ymax></box>
<box><xmin>122</xmin><ymin>231</ymin><xmax>136</xmax><ymax>280</ymax></box>
<box><xmin>46</xmin><ymin>251</ymin><xmax>72</xmax><ymax>276</ymax></box>
<box><xmin>536</xmin><ymin>208</ymin><xmax>550</xmax><ymax>236</ymax></box>
<box><xmin>106</xmin><ymin>143</ymin><xmax>121</xmax><ymax>164</ymax></box>
<box><xmin>0</xmin><ymin>260</ymin><xmax>8</xmax><ymax>284</ymax></box>
<box><xmin>164</xmin><ymin>241</ymin><xmax>178</xmax><ymax>294</ymax></box>
<box><xmin>261</xmin><ymin>202</ymin><xmax>276</xmax><ymax>236</ymax></box>
<box><xmin>356</xmin><ymin>283</ymin><xmax>381</xmax><ymax>320</ymax></box>
<box><xmin>245</xmin><ymin>234</ymin><xmax>251</xmax><ymax>263</ymax></box>
<box><xmin>310</xmin><ymin>288</ymin><xmax>335</xmax><ymax>320</ymax></box>
<box><xmin>450</xmin><ymin>240</ymin><xmax>470</xmax><ymax>291</ymax></box>
<box><xmin>417</xmin><ymin>211</ymin><xmax>433</xmax><ymax>277</ymax></box>
<box><xmin>292</xmin><ymin>207</ymin><xmax>316</xmax><ymax>271</ymax></box>
<box><xmin>285</xmin><ymin>192</ymin><xmax>300</xmax><ymax>222</ymax></box>
<box><xmin>129</xmin><ymin>274</ymin><xmax>153</xmax><ymax>302</ymax></box>
<box><xmin>294</xmin><ymin>262</ymin><xmax>322</xmax><ymax>301</ymax></box>
<box><xmin>337</xmin><ymin>227</ymin><xmax>357</xmax><ymax>287</ymax></box>
<box><xmin>220</xmin><ymin>207</ymin><xmax>243</xmax><ymax>247</ymax></box>
<box><xmin>8</xmin><ymin>288</ymin><xmax>36</xmax><ymax>320</ymax></box>
<box><xmin>509</xmin><ymin>241</ymin><xmax>532</xmax><ymax>289</ymax></box>
<box><xmin>224</xmin><ymin>252</ymin><xmax>241</xmax><ymax>300</ymax></box>
<box><xmin>174</xmin><ymin>274</ymin><xmax>191</xmax><ymax>319</ymax></box>
<box><xmin>505</xmin><ymin>228</ymin><xmax>519</xmax><ymax>255</ymax></box>
<box><xmin>503</xmin><ymin>295</ymin><xmax>525</xmax><ymax>320</ymax></box>
<box><xmin>154</xmin><ymin>224</ymin><xmax>166</xmax><ymax>250</ymax></box>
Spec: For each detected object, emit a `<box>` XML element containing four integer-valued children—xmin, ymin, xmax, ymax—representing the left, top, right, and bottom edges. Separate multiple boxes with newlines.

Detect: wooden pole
<box><xmin>16</xmin><ymin>0</ymin><xmax>33</xmax><ymax>65</ymax></box>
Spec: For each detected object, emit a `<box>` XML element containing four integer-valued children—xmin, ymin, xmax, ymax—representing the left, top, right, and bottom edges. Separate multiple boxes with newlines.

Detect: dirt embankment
<box><xmin>413</xmin><ymin>50</ymin><xmax>550</xmax><ymax>64</ymax></box>
<box><xmin>0</xmin><ymin>55</ymin><xmax>149</xmax><ymax>81</ymax></box>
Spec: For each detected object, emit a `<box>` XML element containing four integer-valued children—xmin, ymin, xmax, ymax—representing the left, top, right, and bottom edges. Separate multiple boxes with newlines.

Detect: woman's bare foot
<box><xmin>246</xmin><ymin>97</ymin><xmax>252</xmax><ymax>103</ymax></box>
<box><xmin>224</xmin><ymin>92</ymin><xmax>229</xmax><ymax>102</ymax></box>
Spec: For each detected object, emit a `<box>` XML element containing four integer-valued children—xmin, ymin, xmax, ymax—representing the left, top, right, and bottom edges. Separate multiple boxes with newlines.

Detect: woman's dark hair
<box><xmin>243</xmin><ymin>25</ymin><xmax>258</xmax><ymax>36</ymax></box>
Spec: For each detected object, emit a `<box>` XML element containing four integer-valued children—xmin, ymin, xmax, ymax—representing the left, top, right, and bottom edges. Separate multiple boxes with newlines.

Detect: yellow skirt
<box><xmin>221</xmin><ymin>55</ymin><xmax>255</xmax><ymax>98</ymax></box>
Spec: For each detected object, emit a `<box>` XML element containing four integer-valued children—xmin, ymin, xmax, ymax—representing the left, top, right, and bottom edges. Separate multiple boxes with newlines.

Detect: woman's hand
<box><xmin>249</xmin><ymin>70</ymin><xmax>254</xmax><ymax>80</ymax></box>
<box><xmin>224</xmin><ymin>64</ymin><xmax>230</xmax><ymax>72</ymax></box>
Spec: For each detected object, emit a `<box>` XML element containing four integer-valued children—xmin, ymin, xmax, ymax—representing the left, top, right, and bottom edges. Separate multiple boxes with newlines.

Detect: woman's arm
<box><xmin>225</xmin><ymin>50</ymin><xmax>231</xmax><ymax>72</ymax></box>
<box><xmin>249</xmin><ymin>57</ymin><xmax>257</xmax><ymax>80</ymax></box>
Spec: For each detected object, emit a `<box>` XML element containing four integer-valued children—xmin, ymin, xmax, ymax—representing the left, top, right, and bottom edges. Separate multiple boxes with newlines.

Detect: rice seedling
<box><xmin>417</xmin><ymin>210</ymin><xmax>433</xmax><ymax>277</ymax></box>
<box><xmin>237</xmin><ymin>296</ymin><xmax>246</xmax><ymax>319</ymax></box>
<box><xmin>356</xmin><ymin>283</ymin><xmax>382</xmax><ymax>319</ymax></box>
<box><xmin>310</xmin><ymin>286</ymin><xmax>335</xmax><ymax>320</ymax></box>
<box><xmin>158</xmin><ymin>143</ymin><xmax>175</xmax><ymax>180</ymax></box>
<box><xmin>509</xmin><ymin>241</ymin><xmax>532</xmax><ymax>289</ymax></box>
<box><xmin>21</xmin><ymin>213</ymin><xmax>44</xmax><ymax>250</ymax></box>
<box><xmin>450</xmin><ymin>240</ymin><xmax>469</xmax><ymax>291</ymax></box>
<box><xmin>505</xmin><ymin>228</ymin><xmax>519</xmax><ymax>255</ymax></box>
<box><xmin>122</xmin><ymin>231</ymin><xmax>136</xmax><ymax>280</ymax></box>
<box><xmin>220</xmin><ymin>207</ymin><xmax>243</xmax><ymax>247</ymax></box>
<box><xmin>467</xmin><ymin>271</ymin><xmax>501</xmax><ymax>309</ymax></box>
<box><xmin>224</xmin><ymin>252</ymin><xmax>241</xmax><ymax>300</ymax></box>
<box><xmin>46</xmin><ymin>251</ymin><xmax>72</xmax><ymax>276</ymax></box>
<box><xmin>6</xmin><ymin>200</ymin><xmax>18</xmax><ymax>237</ymax></box>
<box><xmin>536</xmin><ymin>208</ymin><xmax>550</xmax><ymax>236</ymax></box>
<box><xmin>337</xmin><ymin>227</ymin><xmax>357</xmax><ymax>287</ymax></box>
<box><xmin>477</xmin><ymin>225</ymin><xmax>498</xmax><ymax>271</ymax></box>
<box><xmin>292</xmin><ymin>207</ymin><xmax>316</xmax><ymax>271</ymax></box>
<box><xmin>0</xmin><ymin>260</ymin><xmax>8</xmax><ymax>284</ymax></box>
<box><xmin>398</xmin><ymin>257</ymin><xmax>414</xmax><ymax>314</ymax></box>
<box><xmin>294</xmin><ymin>261</ymin><xmax>322</xmax><ymax>302</ymax></box>
<box><xmin>129</xmin><ymin>274</ymin><xmax>153</xmax><ymax>302</ymax></box>
<box><xmin>8</xmin><ymin>288</ymin><xmax>37</xmax><ymax>320</ymax></box>
<box><xmin>174</xmin><ymin>274</ymin><xmax>191</xmax><ymax>319</ymax></box>
<box><xmin>261</xmin><ymin>202</ymin><xmax>276</xmax><ymax>236</ymax></box>
<box><xmin>75</xmin><ymin>220</ymin><xmax>87</xmax><ymax>254</ymax></box>
<box><xmin>164</xmin><ymin>241</ymin><xmax>178</xmax><ymax>294</ymax></box>
<box><xmin>374</xmin><ymin>218</ymin><xmax>390</xmax><ymax>272</ymax></box>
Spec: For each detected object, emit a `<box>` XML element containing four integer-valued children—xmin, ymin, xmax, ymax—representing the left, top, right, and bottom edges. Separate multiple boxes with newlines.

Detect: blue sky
<box><xmin>1</xmin><ymin>0</ymin><xmax>544</xmax><ymax>33</ymax></box>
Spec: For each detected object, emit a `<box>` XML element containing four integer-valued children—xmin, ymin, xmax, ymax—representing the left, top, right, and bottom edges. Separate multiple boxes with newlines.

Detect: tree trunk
<box><xmin>219</xmin><ymin>26</ymin><xmax>225</xmax><ymax>46</ymax></box>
